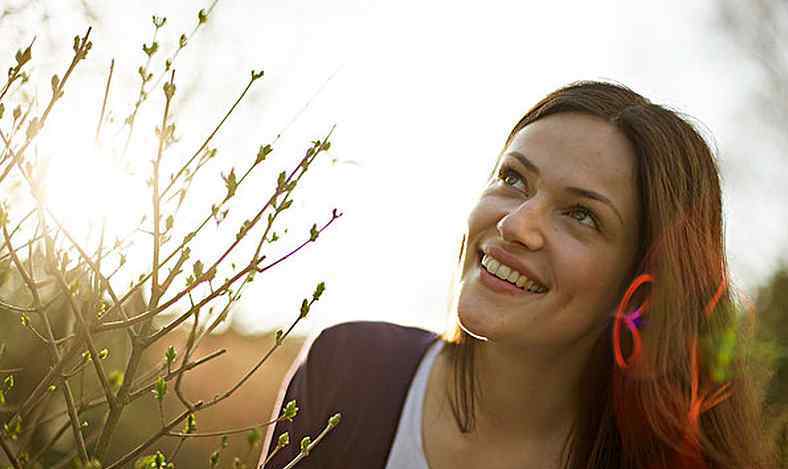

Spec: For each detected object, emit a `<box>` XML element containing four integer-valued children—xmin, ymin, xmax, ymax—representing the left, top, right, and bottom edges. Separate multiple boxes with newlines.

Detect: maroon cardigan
<box><xmin>260</xmin><ymin>321</ymin><xmax>439</xmax><ymax>469</ymax></box>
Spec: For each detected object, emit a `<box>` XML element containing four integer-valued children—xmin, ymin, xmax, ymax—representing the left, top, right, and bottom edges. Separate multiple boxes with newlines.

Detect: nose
<box><xmin>496</xmin><ymin>199</ymin><xmax>546</xmax><ymax>251</ymax></box>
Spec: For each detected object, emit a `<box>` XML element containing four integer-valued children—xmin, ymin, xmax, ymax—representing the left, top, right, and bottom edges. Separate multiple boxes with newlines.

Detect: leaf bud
<box><xmin>282</xmin><ymin>400</ymin><xmax>298</xmax><ymax>421</ymax></box>
<box><xmin>184</xmin><ymin>413</ymin><xmax>197</xmax><ymax>434</ymax></box>
<box><xmin>299</xmin><ymin>299</ymin><xmax>310</xmax><ymax>319</ymax></box>
<box><xmin>277</xmin><ymin>432</ymin><xmax>290</xmax><ymax>448</ymax></box>
<box><xmin>153</xmin><ymin>376</ymin><xmax>167</xmax><ymax>401</ymax></box>
<box><xmin>328</xmin><ymin>413</ymin><xmax>341</xmax><ymax>428</ymax></box>
<box><xmin>163</xmin><ymin>82</ymin><xmax>176</xmax><ymax>100</ymax></box>
<box><xmin>255</xmin><ymin>144</ymin><xmax>272</xmax><ymax>164</ymax></box>
<box><xmin>198</xmin><ymin>8</ymin><xmax>208</xmax><ymax>24</ymax></box>
<box><xmin>300</xmin><ymin>436</ymin><xmax>311</xmax><ymax>455</ymax></box>
<box><xmin>164</xmin><ymin>347</ymin><xmax>177</xmax><ymax>368</ymax></box>
<box><xmin>247</xmin><ymin>427</ymin><xmax>262</xmax><ymax>448</ymax></box>
<box><xmin>209</xmin><ymin>450</ymin><xmax>220</xmax><ymax>468</ymax></box>
<box><xmin>313</xmin><ymin>281</ymin><xmax>326</xmax><ymax>301</ymax></box>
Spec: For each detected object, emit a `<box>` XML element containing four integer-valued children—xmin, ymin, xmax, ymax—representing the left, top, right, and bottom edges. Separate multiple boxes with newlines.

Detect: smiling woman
<box><xmin>259</xmin><ymin>81</ymin><xmax>772</xmax><ymax>469</ymax></box>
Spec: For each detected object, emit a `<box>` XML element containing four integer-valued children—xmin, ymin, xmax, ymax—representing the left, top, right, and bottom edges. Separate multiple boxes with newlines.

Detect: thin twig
<box><xmin>95</xmin><ymin>58</ymin><xmax>114</xmax><ymax>142</ymax></box>
<box><xmin>166</xmin><ymin>416</ymin><xmax>282</xmax><ymax>438</ymax></box>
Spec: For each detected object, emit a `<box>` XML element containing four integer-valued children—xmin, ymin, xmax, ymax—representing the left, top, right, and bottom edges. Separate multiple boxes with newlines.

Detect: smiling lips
<box><xmin>481</xmin><ymin>253</ymin><xmax>548</xmax><ymax>293</ymax></box>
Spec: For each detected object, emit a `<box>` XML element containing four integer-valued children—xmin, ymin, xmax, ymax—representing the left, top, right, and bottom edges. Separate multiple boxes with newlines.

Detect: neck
<box><xmin>445</xmin><ymin>334</ymin><xmax>600</xmax><ymax>444</ymax></box>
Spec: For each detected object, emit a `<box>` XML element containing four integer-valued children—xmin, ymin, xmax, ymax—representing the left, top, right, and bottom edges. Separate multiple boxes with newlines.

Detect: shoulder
<box><xmin>311</xmin><ymin>320</ymin><xmax>438</xmax><ymax>354</ymax></box>
<box><xmin>303</xmin><ymin>320</ymin><xmax>439</xmax><ymax>381</ymax></box>
<box><xmin>301</xmin><ymin>321</ymin><xmax>441</xmax><ymax>466</ymax></box>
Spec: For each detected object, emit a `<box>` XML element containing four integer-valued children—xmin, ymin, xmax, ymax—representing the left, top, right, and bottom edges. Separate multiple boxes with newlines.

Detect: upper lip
<box><xmin>481</xmin><ymin>244</ymin><xmax>549</xmax><ymax>289</ymax></box>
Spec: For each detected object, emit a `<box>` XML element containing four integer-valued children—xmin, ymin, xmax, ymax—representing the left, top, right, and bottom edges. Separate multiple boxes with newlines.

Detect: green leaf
<box><xmin>142</xmin><ymin>41</ymin><xmax>159</xmax><ymax>57</ymax></box>
<box><xmin>179</xmin><ymin>34</ymin><xmax>187</xmax><ymax>48</ymax></box>
<box><xmin>184</xmin><ymin>413</ymin><xmax>197</xmax><ymax>434</ymax></box>
<box><xmin>193</xmin><ymin>260</ymin><xmax>204</xmax><ymax>279</ymax></box>
<box><xmin>165</xmin><ymin>346</ymin><xmax>177</xmax><ymax>366</ymax></box>
<box><xmin>309</xmin><ymin>224</ymin><xmax>319</xmax><ymax>242</ymax></box>
<box><xmin>280</xmin><ymin>199</ymin><xmax>293</xmax><ymax>211</ymax></box>
<box><xmin>153</xmin><ymin>376</ymin><xmax>167</xmax><ymax>401</ymax></box>
<box><xmin>165</xmin><ymin>215</ymin><xmax>174</xmax><ymax>231</ymax></box>
<box><xmin>300</xmin><ymin>436</ymin><xmax>311</xmax><ymax>455</ymax></box>
<box><xmin>256</xmin><ymin>144</ymin><xmax>272</xmax><ymax>164</ymax></box>
<box><xmin>98</xmin><ymin>348</ymin><xmax>109</xmax><ymax>360</ymax></box>
<box><xmin>163</xmin><ymin>82</ymin><xmax>176</xmax><ymax>100</ymax></box>
<box><xmin>299</xmin><ymin>299</ymin><xmax>310</xmax><ymax>319</ymax></box>
<box><xmin>109</xmin><ymin>370</ymin><xmax>124</xmax><ymax>391</ymax></box>
<box><xmin>247</xmin><ymin>427</ymin><xmax>262</xmax><ymax>448</ymax></box>
<box><xmin>223</xmin><ymin>168</ymin><xmax>238</xmax><ymax>199</ymax></box>
<box><xmin>276</xmin><ymin>171</ymin><xmax>286</xmax><ymax>191</ymax></box>
<box><xmin>282</xmin><ymin>400</ymin><xmax>298</xmax><ymax>421</ymax></box>
<box><xmin>313</xmin><ymin>281</ymin><xmax>326</xmax><ymax>301</ymax></box>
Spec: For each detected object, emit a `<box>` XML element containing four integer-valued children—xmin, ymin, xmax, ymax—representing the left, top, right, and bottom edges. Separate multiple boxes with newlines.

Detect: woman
<box><xmin>259</xmin><ymin>81</ymin><xmax>771</xmax><ymax>469</ymax></box>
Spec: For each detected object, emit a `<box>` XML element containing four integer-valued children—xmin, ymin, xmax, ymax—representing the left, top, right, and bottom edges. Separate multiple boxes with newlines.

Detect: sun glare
<box><xmin>41</xmin><ymin>133</ymin><xmax>148</xmax><ymax>247</ymax></box>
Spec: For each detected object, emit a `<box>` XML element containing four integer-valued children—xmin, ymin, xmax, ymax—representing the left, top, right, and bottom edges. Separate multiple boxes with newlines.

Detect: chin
<box><xmin>456</xmin><ymin>290</ymin><xmax>496</xmax><ymax>342</ymax></box>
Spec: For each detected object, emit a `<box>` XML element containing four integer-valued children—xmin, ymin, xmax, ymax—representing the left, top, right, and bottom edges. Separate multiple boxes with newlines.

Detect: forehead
<box><xmin>505</xmin><ymin>112</ymin><xmax>638</xmax><ymax>199</ymax></box>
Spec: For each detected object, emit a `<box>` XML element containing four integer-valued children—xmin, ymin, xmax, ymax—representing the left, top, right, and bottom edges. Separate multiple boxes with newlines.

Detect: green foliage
<box><xmin>281</xmin><ymin>400</ymin><xmax>298</xmax><ymax>422</ymax></box>
<box><xmin>276</xmin><ymin>432</ymin><xmax>289</xmax><ymax>448</ymax></box>
<box><xmin>152</xmin><ymin>376</ymin><xmax>167</xmax><ymax>401</ymax></box>
<box><xmin>0</xmin><ymin>4</ymin><xmax>340</xmax><ymax>468</ymax></box>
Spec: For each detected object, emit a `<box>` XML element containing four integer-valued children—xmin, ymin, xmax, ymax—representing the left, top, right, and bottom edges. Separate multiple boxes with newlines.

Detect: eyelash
<box><xmin>495</xmin><ymin>164</ymin><xmax>601</xmax><ymax>231</ymax></box>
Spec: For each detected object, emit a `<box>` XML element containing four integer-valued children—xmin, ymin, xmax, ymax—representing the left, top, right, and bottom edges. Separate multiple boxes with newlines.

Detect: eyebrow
<box><xmin>505</xmin><ymin>151</ymin><xmax>624</xmax><ymax>226</ymax></box>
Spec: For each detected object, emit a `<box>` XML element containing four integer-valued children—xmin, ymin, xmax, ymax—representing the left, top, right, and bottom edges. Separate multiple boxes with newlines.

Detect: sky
<box><xmin>1</xmin><ymin>0</ymin><xmax>784</xmax><ymax>336</ymax></box>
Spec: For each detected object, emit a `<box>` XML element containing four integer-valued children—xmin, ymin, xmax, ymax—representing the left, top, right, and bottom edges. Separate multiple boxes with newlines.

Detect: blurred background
<box><xmin>0</xmin><ymin>0</ymin><xmax>785</xmax><ymax>466</ymax></box>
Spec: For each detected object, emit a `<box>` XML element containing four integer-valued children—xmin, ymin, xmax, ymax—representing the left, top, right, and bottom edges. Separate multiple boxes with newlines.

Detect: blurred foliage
<box><xmin>753</xmin><ymin>264</ymin><xmax>788</xmax><ymax>466</ymax></box>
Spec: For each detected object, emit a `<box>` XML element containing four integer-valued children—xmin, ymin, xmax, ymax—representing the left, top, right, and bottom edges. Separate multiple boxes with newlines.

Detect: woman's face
<box><xmin>456</xmin><ymin>112</ymin><xmax>641</xmax><ymax>350</ymax></box>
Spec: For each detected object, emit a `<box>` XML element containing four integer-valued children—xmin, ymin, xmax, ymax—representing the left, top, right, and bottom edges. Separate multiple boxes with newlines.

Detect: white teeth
<box><xmin>481</xmin><ymin>252</ymin><xmax>547</xmax><ymax>293</ymax></box>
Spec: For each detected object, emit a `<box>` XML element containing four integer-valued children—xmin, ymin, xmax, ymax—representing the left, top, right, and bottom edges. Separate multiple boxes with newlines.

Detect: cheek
<box><xmin>556</xmin><ymin>245</ymin><xmax>628</xmax><ymax>314</ymax></box>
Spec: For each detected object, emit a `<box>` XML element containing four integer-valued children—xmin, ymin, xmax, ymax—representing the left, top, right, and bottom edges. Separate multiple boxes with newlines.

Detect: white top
<box><xmin>384</xmin><ymin>340</ymin><xmax>445</xmax><ymax>469</ymax></box>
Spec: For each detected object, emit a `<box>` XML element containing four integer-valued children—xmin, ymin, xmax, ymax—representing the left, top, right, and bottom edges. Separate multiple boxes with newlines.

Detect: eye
<box><xmin>567</xmin><ymin>204</ymin><xmax>600</xmax><ymax>230</ymax></box>
<box><xmin>496</xmin><ymin>164</ymin><xmax>528</xmax><ymax>192</ymax></box>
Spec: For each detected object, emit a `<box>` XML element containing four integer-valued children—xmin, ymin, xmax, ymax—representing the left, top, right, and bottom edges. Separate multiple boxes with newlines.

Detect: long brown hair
<box><xmin>443</xmin><ymin>81</ymin><xmax>771</xmax><ymax>468</ymax></box>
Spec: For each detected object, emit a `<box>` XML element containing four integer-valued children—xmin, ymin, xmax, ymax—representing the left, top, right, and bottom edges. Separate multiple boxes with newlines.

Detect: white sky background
<box><xmin>1</xmin><ymin>0</ymin><xmax>784</xmax><ymax>336</ymax></box>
